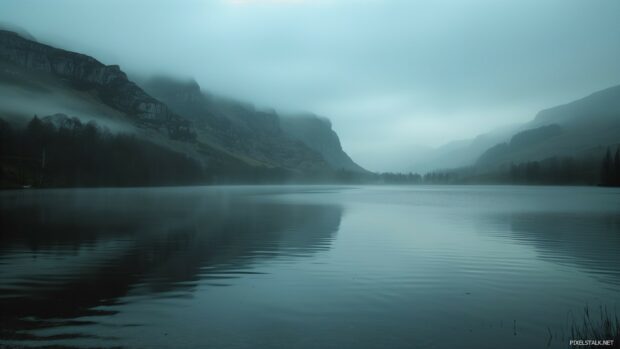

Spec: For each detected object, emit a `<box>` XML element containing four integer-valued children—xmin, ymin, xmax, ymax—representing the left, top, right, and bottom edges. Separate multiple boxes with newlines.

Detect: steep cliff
<box><xmin>0</xmin><ymin>29</ymin><xmax>360</xmax><ymax>180</ymax></box>
<box><xmin>0</xmin><ymin>30</ymin><xmax>192</xmax><ymax>140</ymax></box>
<box><xmin>280</xmin><ymin>115</ymin><xmax>366</xmax><ymax>173</ymax></box>
<box><xmin>142</xmin><ymin>76</ymin><xmax>332</xmax><ymax>172</ymax></box>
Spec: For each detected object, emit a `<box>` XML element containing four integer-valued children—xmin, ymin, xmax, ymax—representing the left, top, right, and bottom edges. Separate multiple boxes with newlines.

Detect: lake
<box><xmin>1</xmin><ymin>185</ymin><xmax>619</xmax><ymax>349</ymax></box>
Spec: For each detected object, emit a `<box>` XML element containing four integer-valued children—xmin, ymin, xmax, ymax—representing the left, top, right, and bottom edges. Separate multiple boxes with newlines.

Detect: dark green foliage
<box><xmin>402</xmin><ymin>156</ymin><xmax>602</xmax><ymax>185</ymax></box>
<box><xmin>613</xmin><ymin>147</ymin><xmax>620</xmax><ymax>186</ymax></box>
<box><xmin>601</xmin><ymin>148</ymin><xmax>613</xmax><ymax>186</ymax></box>
<box><xmin>423</xmin><ymin>171</ymin><xmax>459</xmax><ymax>184</ymax></box>
<box><xmin>0</xmin><ymin>116</ymin><xmax>370</xmax><ymax>188</ymax></box>
<box><xmin>600</xmin><ymin>146</ymin><xmax>620</xmax><ymax>187</ymax></box>
<box><xmin>325</xmin><ymin>155</ymin><xmax>607</xmax><ymax>186</ymax></box>
<box><xmin>2</xmin><ymin>115</ymin><xmax>616</xmax><ymax>188</ymax></box>
<box><xmin>510</xmin><ymin>157</ymin><xmax>598</xmax><ymax>185</ymax></box>
<box><xmin>379</xmin><ymin>172</ymin><xmax>423</xmax><ymax>184</ymax></box>
<box><xmin>0</xmin><ymin>116</ymin><xmax>206</xmax><ymax>188</ymax></box>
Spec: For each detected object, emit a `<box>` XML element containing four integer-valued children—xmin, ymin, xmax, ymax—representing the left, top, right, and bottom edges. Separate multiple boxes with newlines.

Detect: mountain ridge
<box><xmin>0</xmin><ymin>29</ymin><xmax>192</xmax><ymax>139</ymax></box>
<box><xmin>142</xmin><ymin>75</ymin><xmax>366</xmax><ymax>173</ymax></box>
<box><xmin>413</xmin><ymin>84</ymin><xmax>620</xmax><ymax>175</ymax></box>
<box><xmin>475</xmin><ymin>84</ymin><xmax>620</xmax><ymax>170</ymax></box>
<box><xmin>0</xmin><ymin>29</ymin><xmax>366</xmax><ymax>185</ymax></box>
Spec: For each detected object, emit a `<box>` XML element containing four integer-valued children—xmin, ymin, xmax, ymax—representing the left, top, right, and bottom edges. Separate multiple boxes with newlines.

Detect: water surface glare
<box><xmin>1</xmin><ymin>185</ymin><xmax>619</xmax><ymax>348</ymax></box>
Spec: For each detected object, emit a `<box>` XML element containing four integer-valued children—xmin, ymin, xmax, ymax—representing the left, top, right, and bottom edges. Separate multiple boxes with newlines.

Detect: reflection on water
<box><xmin>0</xmin><ymin>185</ymin><xmax>619</xmax><ymax>349</ymax></box>
<box><xmin>500</xmin><ymin>212</ymin><xmax>620</xmax><ymax>286</ymax></box>
<box><xmin>0</xmin><ymin>187</ymin><xmax>342</xmax><ymax>346</ymax></box>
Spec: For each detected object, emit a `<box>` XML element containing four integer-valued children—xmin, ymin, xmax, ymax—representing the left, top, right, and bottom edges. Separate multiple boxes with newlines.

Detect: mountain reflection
<box><xmin>489</xmin><ymin>211</ymin><xmax>620</xmax><ymax>286</ymax></box>
<box><xmin>0</xmin><ymin>187</ymin><xmax>343</xmax><ymax>341</ymax></box>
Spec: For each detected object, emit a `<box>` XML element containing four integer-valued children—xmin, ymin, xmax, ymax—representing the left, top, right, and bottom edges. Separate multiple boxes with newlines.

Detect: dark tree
<box><xmin>614</xmin><ymin>146</ymin><xmax>620</xmax><ymax>186</ymax></box>
<box><xmin>601</xmin><ymin>148</ymin><xmax>613</xmax><ymax>186</ymax></box>
<box><xmin>0</xmin><ymin>116</ymin><xmax>207</xmax><ymax>188</ymax></box>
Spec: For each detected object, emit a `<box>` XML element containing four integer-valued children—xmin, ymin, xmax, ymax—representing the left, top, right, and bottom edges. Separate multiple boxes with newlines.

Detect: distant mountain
<box><xmin>477</xmin><ymin>124</ymin><xmax>564</xmax><ymax>166</ymax></box>
<box><xmin>477</xmin><ymin>85</ymin><xmax>620</xmax><ymax>169</ymax></box>
<box><xmin>412</xmin><ymin>84</ymin><xmax>620</xmax><ymax>177</ymax></box>
<box><xmin>0</xmin><ymin>29</ymin><xmax>364</xmax><ymax>186</ymax></box>
<box><xmin>409</xmin><ymin>123</ymin><xmax>518</xmax><ymax>173</ymax></box>
<box><xmin>531</xmin><ymin>85</ymin><xmax>620</xmax><ymax>128</ymax></box>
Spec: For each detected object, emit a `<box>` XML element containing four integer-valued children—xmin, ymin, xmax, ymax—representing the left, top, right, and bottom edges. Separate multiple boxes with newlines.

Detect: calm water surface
<box><xmin>1</xmin><ymin>185</ymin><xmax>619</xmax><ymax>348</ymax></box>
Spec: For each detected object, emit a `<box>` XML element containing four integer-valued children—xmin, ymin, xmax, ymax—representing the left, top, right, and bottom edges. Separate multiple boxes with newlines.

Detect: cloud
<box><xmin>1</xmin><ymin>0</ymin><xmax>619</xmax><ymax>171</ymax></box>
<box><xmin>228</xmin><ymin>0</ymin><xmax>307</xmax><ymax>4</ymax></box>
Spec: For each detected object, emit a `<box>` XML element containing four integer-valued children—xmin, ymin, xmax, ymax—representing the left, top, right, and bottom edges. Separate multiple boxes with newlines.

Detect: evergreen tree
<box><xmin>0</xmin><ymin>116</ymin><xmax>207</xmax><ymax>188</ymax></box>
<box><xmin>601</xmin><ymin>148</ymin><xmax>612</xmax><ymax>186</ymax></box>
<box><xmin>614</xmin><ymin>146</ymin><xmax>620</xmax><ymax>186</ymax></box>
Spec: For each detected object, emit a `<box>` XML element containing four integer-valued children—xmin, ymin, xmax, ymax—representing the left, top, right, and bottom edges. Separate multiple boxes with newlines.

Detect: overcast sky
<box><xmin>1</xmin><ymin>0</ymin><xmax>619</xmax><ymax>171</ymax></box>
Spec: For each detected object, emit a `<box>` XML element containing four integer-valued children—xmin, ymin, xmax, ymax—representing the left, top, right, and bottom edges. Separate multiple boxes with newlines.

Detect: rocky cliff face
<box><xmin>280</xmin><ymin>115</ymin><xmax>366</xmax><ymax>173</ymax></box>
<box><xmin>0</xmin><ymin>29</ymin><xmax>353</xmax><ymax>177</ymax></box>
<box><xmin>142</xmin><ymin>76</ymin><xmax>333</xmax><ymax>172</ymax></box>
<box><xmin>0</xmin><ymin>30</ymin><xmax>192</xmax><ymax>139</ymax></box>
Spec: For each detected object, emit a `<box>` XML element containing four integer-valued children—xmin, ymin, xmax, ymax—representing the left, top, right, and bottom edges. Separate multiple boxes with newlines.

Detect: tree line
<box><xmin>0</xmin><ymin>116</ymin><xmax>206</xmax><ymax>188</ymax></box>
<box><xmin>2</xmin><ymin>115</ymin><xmax>619</xmax><ymax>188</ymax></box>
<box><xmin>0</xmin><ymin>115</ymin><xmax>367</xmax><ymax>188</ymax></box>
<box><xmin>373</xmin><ymin>153</ymin><xmax>612</xmax><ymax>186</ymax></box>
<box><xmin>508</xmin><ymin>156</ymin><xmax>600</xmax><ymax>185</ymax></box>
<box><xmin>600</xmin><ymin>146</ymin><xmax>620</xmax><ymax>187</ymax></box>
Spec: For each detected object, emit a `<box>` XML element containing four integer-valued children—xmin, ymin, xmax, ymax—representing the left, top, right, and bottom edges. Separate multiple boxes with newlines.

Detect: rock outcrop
<box><xmin>142</xmin><ymin>76</ymin><xmax>333</xmax><ymax>172</ymax></box>
<box><xmin>0</xmin><ymin>30</ymin><xmax>193</xmax><ymax>140</ymax></box>
<box><xmin>0</xmin><ymin>29</ymin><xmax>365</xmax><ymax>177</ymax></box>
<box><xmin>280</xmin><ymin>115</ymin><xmax>366</xmax><ymax>173</ymax></box>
